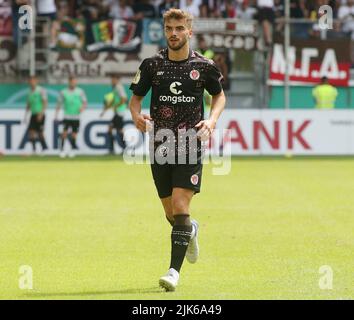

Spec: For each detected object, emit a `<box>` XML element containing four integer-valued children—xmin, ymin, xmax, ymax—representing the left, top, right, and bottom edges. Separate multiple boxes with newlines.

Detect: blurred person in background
<box><xmin>51</xmin><ymin>1</ymin><xmax>86</xmax><ymax>49</ymax></box>
<box><xmin>158</xmin><ymin>0</ymin><xmax>179</xmax><ymax>17</ymax></box>
<box><xmin>37</xmin><ymin>0</ymin><xmax>58</xmax><ymax>49</ymax></box>
<box><xmin>213</xmin><ymin>50</ymin><xmax>230</xmax><ymax>90</ymax></box>
<box><xmin>222</xmin><ymin>0</ymin><xmax>237</xmax><ymax>18</ymax></box>
<box><xmin>23</xmin><ymin>76</ymin><xmax>48</xmax><ymax>155</ymax></box>
<box><xmin>132</xmin><ymin>0</ymin><xmax>157</xmax><ymax>19</ymax></box>
<box><xmin>312</xmin><ymin>76</ymin><xmax>338</xmax><ymax>109</ymax></box>
<box><xmin>237</xmin><ymin>0</ymin><xmax>257</xmax><ymax>20</ymax></box>
<box><xmin>256</xmin><ymin>0</ymin><xmax>275</xmax><ymax>47</ymax></box>
<box><xmin>196</xmin><ymin>34</ymin><xmax>214</xmax><ymax>59</ymax></box>
<box><xmin>179</xmin><ymin>0</ymin><xmax>201</xmax><ymax>17</ymax></box>
<box><xmin>55</xmin><ymin>75</ymin><xmax>87</xmax><ymax>158</ymax></box>
<box><xmin>108</xmin><ymin>0</ymin><xmax>134</xmax><ymax>19</ymax></box>
<box><xmin>37</xmin><ymin>0</ymin><xmax>57</xmax><ymax>20</ymax></box>
<box><xmin>132</xmin><ymin>0</ymin><xmax>156</xmax><ymax>47</ymax></box>
<box><xmin>338</xmin><ymin>0</ymin><xmax>354</xmax><ymax>39</ymax></box>
<box><xmin>100</xmin><ymin>75</ymin><xmax>128</xmax><ymax>155</ymax></box>
<box><xmin>77</xmin><ymin>0</ymin><xmax>107</xmax><ymax>45</ymax></box>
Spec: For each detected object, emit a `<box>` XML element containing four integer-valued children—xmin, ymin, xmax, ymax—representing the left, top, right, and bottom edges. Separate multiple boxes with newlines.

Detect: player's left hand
<box><xmin>195</xmin><ymin>119</ymin><xmax>216</xmax><ymax>141</ymax></box>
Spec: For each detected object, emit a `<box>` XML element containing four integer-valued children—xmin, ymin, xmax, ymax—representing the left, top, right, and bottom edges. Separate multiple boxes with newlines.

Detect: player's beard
<box><xmin>167</xmin><ymin>36</ymin><xmax>188</xmax><ymax>51</ymax></box>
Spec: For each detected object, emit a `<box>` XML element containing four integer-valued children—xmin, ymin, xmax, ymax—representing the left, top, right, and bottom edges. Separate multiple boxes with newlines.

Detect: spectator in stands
<box><xmin>37</xmin><ymin>0</ymin><xmax>58</xmax><ymax>49</ymax></box>
<box><xmin>312</xmin><ymin>76</ymin><xmax>338</xmax><ymax>109</ymax></box>
<box><xmin>338</xmin><ymin>0</ymin><xmax>354</xmax><ymax>39</ymax></box>
<box><xmin>290</xmin><ymin>0</ymin><xmax>309</xmax><ymax>39</ymax></box>
<box><xmin>222</xmin><ymin>0</ymin><xmax>237</xmax><ymax>18</ymax></box>
<box><xmin>52</xmin><ymin>1</ymin><xmax>85</xmax><ymax>49</ymax></box>
<box><xmin>273</xmin><ymin>0</ymin><xmax>284</xmax><ymax>35</ymax></box>
<box><xmin>132</xmin><ymin>0</ymin><xmax>157</xmax><ymax>19</ymax></box>
<box><xmin>77</xmin><ymin>0</ymin><xmax>107</xmax><ymax>45</ymax></box>
<box><xmin>237</xmin><ymin>0</ymin><xmax>257</xmax><ymax>20</ymax></box>
<box><xmin>109</xmin><ymin>0</ymin><xmax>135</xmax><ymax>19</ymax></box>
<box><xmin>256</xmin><ymin>0</ymin><xmax>275</xmax><ymax>47</ymax></box>
<box><xmin>157</xmin><ymin>0</ymin><xmax>180</xmax><ymax>17</ymax></box>
<box><xmin>37</xmin><ymin>0</ymin><xmax>57</xmax><ymax>20</ymax></box>
<box><xmin>199</xmin><ymin>0</ymin><xmax>213</xmax><ymax>17</ymax></box>
<box><xmin>179</xmin><ymin>0</ymin><xmax>201</xmax><ymax>17</ymax></box>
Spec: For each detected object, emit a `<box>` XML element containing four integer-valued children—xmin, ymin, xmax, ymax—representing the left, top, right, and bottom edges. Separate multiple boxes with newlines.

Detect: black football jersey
<box><xmin>129</xmin><ymin>48</ymin><xmax>223</xmax><ymax>161</ymax></box>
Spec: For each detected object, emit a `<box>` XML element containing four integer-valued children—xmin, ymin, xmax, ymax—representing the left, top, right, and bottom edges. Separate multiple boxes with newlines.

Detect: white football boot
<box><xmin>186</xmin><ymin>220</ymin><xmax>199</xmax><ymax>264</ymax></box>
<box><xmin>68</xmin><ymin>149</ymin><xmax>76</xmax><ymax>158</ymax></box>
<box><xmin>159</xmin><ymin>268</ymin><xmax>179</xmax><ymax>292</ymax></box>
<box><xmin>59</xmin><ymin>151</ymin><xmax>67</xmax><ymax>158</ymax></box>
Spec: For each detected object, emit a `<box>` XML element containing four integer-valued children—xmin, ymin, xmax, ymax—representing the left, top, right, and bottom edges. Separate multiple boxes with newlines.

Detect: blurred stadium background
<box><xmin>0</xmin><ymin>0</ymin><xmax>354</xmax><ymax>300</ymax></box>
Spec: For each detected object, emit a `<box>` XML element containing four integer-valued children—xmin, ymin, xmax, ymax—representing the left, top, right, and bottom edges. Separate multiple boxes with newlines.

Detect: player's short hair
<box><xmin>321</xmin><ymin>76</ymin><xmax>328</xmax><ymax>82</ymax></box>
<box><xmin>163</xmin><ymin>8</ymin><xmax>193</xmax><ymax>29</ymax></box>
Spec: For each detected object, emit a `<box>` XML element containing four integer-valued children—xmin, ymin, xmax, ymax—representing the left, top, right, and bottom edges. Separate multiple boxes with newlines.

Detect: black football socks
<box><xmin>39</xmin><ymin>135</ymin><xmax>48</xmax><ymax>150</ymax></box>
<box><xmin>108</xmin><ymin>132</ymin><xmax>114</xmax><ymax>153</ymax></box>
<box><xmin>169</xmin><ymin>214</ymin><xmax>192</xmax><ymax>273</ymax></box>
<box><xmin>31</xmin><ymin>138</ymin><xmax>36</xmax><ymax>152</ymax></box>
<box><xmin>60</xmin><ymin>136</ymin><xmax>65</xmax><ymax>151</ymax></box>
<box><xmin>68</xmin><ymin>135</ymin><xmax>78</xmax><ymax>150</ymax></box>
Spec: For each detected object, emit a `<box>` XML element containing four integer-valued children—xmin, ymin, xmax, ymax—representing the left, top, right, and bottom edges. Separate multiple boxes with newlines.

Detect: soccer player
<box><xmin>55</xmin><ymin>76</ymin><xmax>87</xmax><ymax>158</ymax></box>
<box><xmin>23</xmin><ymin>75</ymin><xmax>48</xmax><ymax>155</ymax></box>
<box><xmin>129</xmin><ymin>8</ymin><xmax>226</xmax><ymax>291</ymax></box>
<box><xmin>100</xmin><ymin>75</ymin><xmax>128</xmax><ymax>155</ymax></box>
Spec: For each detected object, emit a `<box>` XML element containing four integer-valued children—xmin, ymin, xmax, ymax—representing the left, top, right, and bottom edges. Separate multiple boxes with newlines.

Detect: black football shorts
<box><xmin>150</xmin><ymin>163</ymin><xmax>203</xmax><ymax>198</ymax></box>
<box><xmin>110</xmin><ymin>114</ymin><xmax>124</xmax><ymax>130</ymax></box>
<box><xmin>63</xmin><ymin>119</ymin><xmax>80</xmax><ymax>133</ymax></box>
<box><xmin>29</xmin><ymin>114</ymin><xmax>45</xmax><ymax>132</ymax></box>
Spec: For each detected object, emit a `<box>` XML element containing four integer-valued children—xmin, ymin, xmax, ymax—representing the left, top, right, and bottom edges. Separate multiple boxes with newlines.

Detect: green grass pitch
<box><xmin>0</xmin><ymin>156</ymin><xmax>353</xmax><ymax>300</ymax></box>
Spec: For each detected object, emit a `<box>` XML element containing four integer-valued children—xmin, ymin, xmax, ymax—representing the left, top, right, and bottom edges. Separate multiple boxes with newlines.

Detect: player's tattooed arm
<box><xmin>196</xmin><ymin>90</ymin><xmax>226</xmax><ymax>140</ymax></box>
<box><xmin>129</xmin><ymin>94</ymin><xmax>152</xmax><ymax>133</ymax></box>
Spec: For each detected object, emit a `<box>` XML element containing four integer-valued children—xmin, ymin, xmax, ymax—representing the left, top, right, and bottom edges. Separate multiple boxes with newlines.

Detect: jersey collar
<box><xmin>165</xmin><ymin>47</ymin><xmax>192</xmax><ymax>63</ymax></box>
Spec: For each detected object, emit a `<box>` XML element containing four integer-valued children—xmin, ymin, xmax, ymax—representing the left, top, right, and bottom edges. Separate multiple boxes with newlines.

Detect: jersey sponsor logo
<box><xmin>190</xmin><ymin>70</ymin><xmax>200</xmax><ymax>80</ymax></box>
<box><xmin>169</xmin><ymin>82</ymin><xmax>182</xmax><ymax>95</ymax></box>
<box><xmin>132</xmin><ymin>69</ymin><xmax>141</xmax><ymax>84</ymax></box>
<box><xmin>159</xmin><ymin>82</ymin><xmax>196</xmax><ymax>104</ymax></box>
<box><xmin>159</xmin><ymin>95</ymin><xmax>196</xmax><ymax>104</ymax></box>
<box><xmin>191</xmin><ymin>174</ymin><xmax>199</xmax><ymax>185</ymax></box>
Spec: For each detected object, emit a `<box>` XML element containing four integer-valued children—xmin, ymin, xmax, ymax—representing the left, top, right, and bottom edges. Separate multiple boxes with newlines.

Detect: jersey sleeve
<box><xmin>205</xmin><ymin>63</ymin><xmax>224</xmax><ymax>96</ymax></box>
<box><xmin>116</xmin><ymin>83</ymin><xmax>127</xmax><ymax>99</ymax></box>
<box><xmin>79</xmin><ymin>88</ymin><xmax>87</xmax><ymax>103</ymax></box>
<box><xmin>129</xmin><ymin>58</ymin><xmax>152</xmax><ymax>96</ymax></box>
<box><xmin>40</xmin><ymin>88</ymin><xmax>48</xmax><ymax>102</ymax></box>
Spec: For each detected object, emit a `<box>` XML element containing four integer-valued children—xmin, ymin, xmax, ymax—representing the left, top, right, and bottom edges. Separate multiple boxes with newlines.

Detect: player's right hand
<box><xmin>133</xmin><ymin>113</ymin><xmax>153</xmax><ymax>132</ymax></box>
